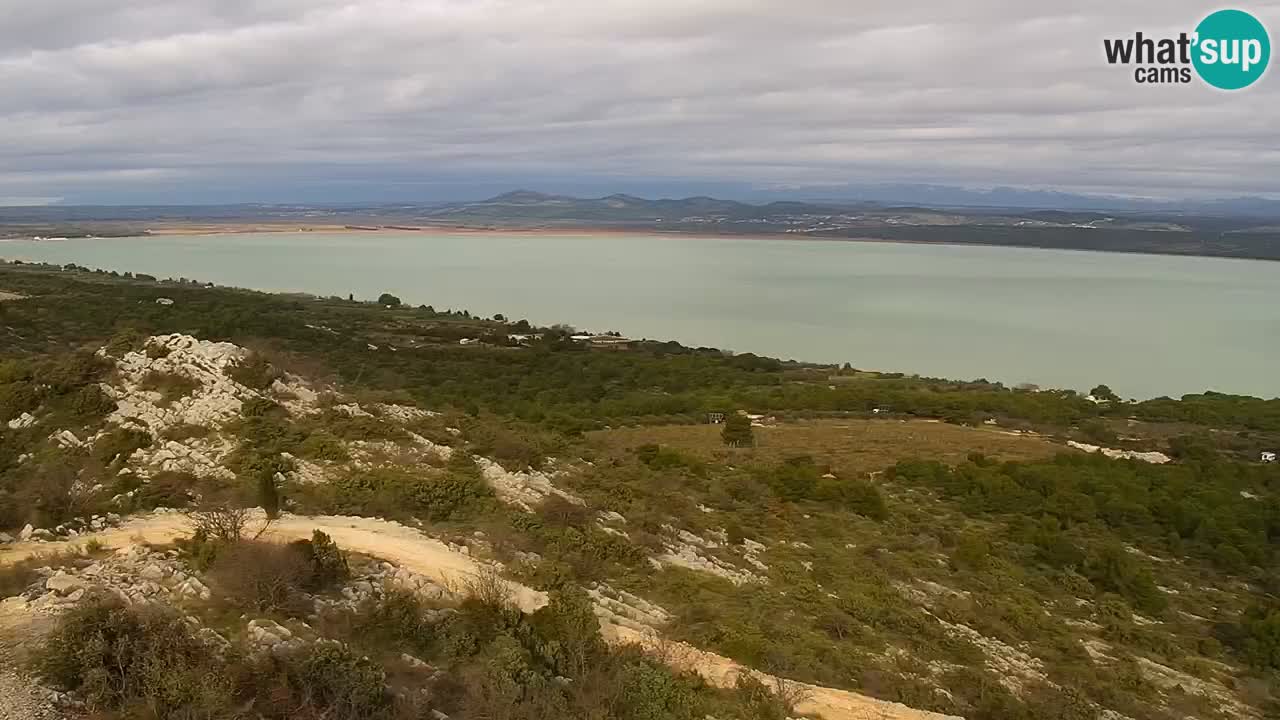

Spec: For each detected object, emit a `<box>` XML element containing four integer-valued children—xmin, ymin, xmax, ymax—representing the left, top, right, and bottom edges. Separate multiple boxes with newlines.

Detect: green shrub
<box><xmin>36</xmin><ymin>597</ymin><xmax>238</xmax><ymax>716</ymax></box>
<box><xmin>43</xmin><ymin>351</ymin><xmax>110</xmax><ymax>393</ymax></box>
<box><xmin>36</xmin><ymin>595</ymin><xmax>408</xmax><ymax>720</ymax></box>
<box><xmin>93</xmin><ymin>426</ymin><xmax>153</xmax><ymax>467</ymax></box>
<box><xmin>131</xmin><ymin>470</ymin><xmax>197</xmax><ymax>510</ymax></box>
<box><xmin>1084</xmin><ymin>543</ymin><xmax>1167</xmax><ymax>616</ymax></box>
<box><xmin>0</xmin><ymin>359</ymin><xmax>34</xmax><ymax>385</ymax></box>
<box><xmin>224</xmin><ymin>353</ymin><xmax>281</xmax><ymax>390</ymax></box>
<box><xmin>730</xmin><ymin>674</ymin><xmax>792</xmax><ymax>720</ymax></box>
<box><xmin>616</xmin><ymin>657</ymin><xmax>702</xmax><ymax>720</ymax></box>
<box><xmin>634</xmin><ymin>443</ymin><xmax>705</xmax><ymax>475</ymax></box>
<box><xmin>103</xmin><ymin>327</ymin><xmax>147</xmax><ymax>358</ymax></box>
<box><xmin>511</xmin><ymin>509</ymin><xmax>646</xmax><ymax>583</ymax></box>
<box><xmin>1222</xmin><ymin>604</ymin><xmax>1280</xmax><ymax>670</ymax></box>
<box><xmin>241</xmin><ymin>396</ymin><xmax>282</xmax><ymax>418</ymax></box>
<box><xmin>761</xmin><ymin>456</ymin><xmax>820</xmax><ymax>501</ymax></box>
<box><xmin>145</xmin><ymin>341</ymin><xmax>172</xmax><ymax>359</ymax></box>
<box><xmin>536</xmin><ymin>495</ymin><xmax>593</xmax><ymax>529</ymax></box>
<box><xmin>138</xmin><ymin>370</ymin><xmax>201</xmax><ymax>406</ymax></box>
<box><xmin>314</xmin><ymin>410</ymin><xmax>406</xmax><ymax>443</ymax></box>
<box><xmin>69</xmin><ymin>384</ymin><xmax>117</xmax><ymax>419</ymax></box>
<box><xmin>286</xmin><ymin>643</ymin><xmax>392</xmax><ymax>718</ymax></box>
<box><xmin>292</xmin><ymin>530</ymin><xmax>350</xmax><ymax>589</ymax></box>
<box><xmin>160</xmin><ymin>422</ymin><xmax>212</xmax><ymax>442</ymax></box>
<box><xmin>351</xmin><ymin>588</ymin><xmax>436</xmax><ymax>653</ymax></box>
<box><xmin>814</xmin><ymin>476</ymin><xmax>888</xmax><ymax>520</ymax></box>
<box><xmin>1078</xmin><ymin>419</ymin><xmax>1117</xmax><ymax>445</ymax></box>
<box><xmin>527</xmin><ymin>588</ymin><xmax>606</xmax><ymax>677</ymax></box>
<box><xmin>179</xmin><ymin>526</ymin><xmax>224</xmax><ymax>571</ymax></box>
<box><xmin>0</xmin><ymin>380</ymin><xmax>40</xmax><ymax>422</ymax></box>
<box><xmin>296</xmin><ymin>432</ymin><xmax>351</xmax><ymax>461</ymax></box>
<box><xmin>207</xmin><ymin>540</ymin><xmax>313</xmax><ymax>613</ymax></box>
<box><xmin>329</xmin><ymin>467</ymin><xmax>491</xmax><ymax>521</ymax></box>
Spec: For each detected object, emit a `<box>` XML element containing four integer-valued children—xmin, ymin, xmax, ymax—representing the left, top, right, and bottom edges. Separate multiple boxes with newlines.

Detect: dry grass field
<box><xmin>587</xmin><ymin>418</ymin><xmax>1070</xmax><ymax>477</ymax></box>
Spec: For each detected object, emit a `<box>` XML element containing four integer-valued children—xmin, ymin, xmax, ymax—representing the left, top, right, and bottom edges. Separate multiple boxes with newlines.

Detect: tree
<box><xmin>1090</xmin><ymin>384</ymin><xmax>1119</xmax><ymax>401</ymax></box>
<box><xmin>721</xmin><ymin>412</ymin><xmax>754</xmax><ymax>448</ymax></box>
<box><xmin>258</xmin><ymin>472</ymin><xmax>280</xmax><ymax>519</ymax></box>
<box><xmin>377</xmin><ymin>292</ymin><xmax>402</xmax><ymax>307</ymax></box>
<box><xmin>1236</xmin><ymin>606</ymin><xmax>1280</xmax><ymax>669</ymax></box>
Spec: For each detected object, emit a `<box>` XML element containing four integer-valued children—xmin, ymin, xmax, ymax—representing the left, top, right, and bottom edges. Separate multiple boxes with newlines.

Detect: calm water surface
<box><xmin>4</xmin><ymin>232</ymin><xmax>1278</xmax><ymax>399</ymax></box>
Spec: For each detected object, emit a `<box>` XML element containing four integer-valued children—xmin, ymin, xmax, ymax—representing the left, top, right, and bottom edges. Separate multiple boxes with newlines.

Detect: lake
<box><xmin>4</xmin><ymin>231</ymin><xmax>1278</xmax><ymax>400</ymax></box>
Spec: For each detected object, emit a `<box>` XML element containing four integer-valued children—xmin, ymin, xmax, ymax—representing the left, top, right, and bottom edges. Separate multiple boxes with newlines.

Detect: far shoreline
<box><xmin>10</xmin><ymin>221</ymin><xmax>1279</xmax><ymax>266</ymax></box>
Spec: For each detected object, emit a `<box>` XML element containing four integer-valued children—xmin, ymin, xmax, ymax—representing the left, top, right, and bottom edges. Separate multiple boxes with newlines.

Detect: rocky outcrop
<box><xmin>7</xmin><ymin>543</ymin><xmax>209</xmax><ymax>615</ymax></box>
<box><xmin>100</xmin><ymin>334</ymin><xmax>254</xmax><ymax>432</ymax></box>
<box><xmin>654</xmin><ymin>527</ymin><xmax>763</xmax><ymax>585</ymax></box>
<box><xmin>933</xmin><ymin>617</ymin><xmax>1047</xmax><ymax>695</ymax></box>
<box><xmin>587</xmin><ymin>583</ymin><xmax>671</xmax><ymax>632</ymax></box>
<box><xmin>49</xmin><ymin>431</ymin><xmax>83</xmax><ymax>449</ymax></box>
<box><xmin>136</xmin><ymin>437</ymin><xmax>237</xmax><ymax>480</ymax></box>
<box><xmin>246</xmin><ymin>619</ymin><xmax>308</xmax><ymax>657</ymax></box>
<box><xmin>377</xmin><ymin>404</ymin><xmax>437</xmax><ymax>423</ymax></box>
<box><xmin>476</xmin><ymin>458</ymin><xmax>581</xmax><ymax>511</ymax></box>
<box><xmin>90</xmin><ymin>334</ymin><xmax>332</xmax><ymax>482</ymax></box>
<box><xmin>9</xmin><ymin>515</ymin><xmax>124</xmax><ymax>545</ymax></box>
<box><xmin>1066</xmin><ymin>441</ymin><xmax>1170</xmax><ymax>464</ymax></box>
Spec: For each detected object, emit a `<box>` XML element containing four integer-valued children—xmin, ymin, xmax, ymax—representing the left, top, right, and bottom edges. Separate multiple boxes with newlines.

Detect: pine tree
<box><xmin>258</xmin><ymin>472</ymin><xmax>280</xmax><ymax>519</ymax></box>
<box><xmin>721</xmin><ymin>412</ymin><xmax>754</xmax><ymax>448</ymax></box>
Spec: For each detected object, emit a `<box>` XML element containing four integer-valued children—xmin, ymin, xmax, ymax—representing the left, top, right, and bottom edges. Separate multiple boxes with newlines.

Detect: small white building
<box><xmin>1263</xmin><ymin>451</ymin><xmax>1277</xmax><ymax>464</ymax></box>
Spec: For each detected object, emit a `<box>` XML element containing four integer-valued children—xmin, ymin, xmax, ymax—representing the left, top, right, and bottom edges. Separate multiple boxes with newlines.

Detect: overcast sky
<box><xmin>2</xmin><ymin>1</ymin><xmax>1279</xmax><ymax>204</ymax></box>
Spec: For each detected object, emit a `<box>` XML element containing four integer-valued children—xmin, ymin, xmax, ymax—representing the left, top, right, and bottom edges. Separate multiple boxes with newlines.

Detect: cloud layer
<box><xmin>3</xmin><ymin>1</ymin><xmax>1279</xmax><ymax>202</ymax></box>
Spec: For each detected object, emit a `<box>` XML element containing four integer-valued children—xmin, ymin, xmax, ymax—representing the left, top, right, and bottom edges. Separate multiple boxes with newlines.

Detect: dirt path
<box><xmin>602</xmin><ymin>623</ymin><xmax>958</xmax><ymax>720</ymax></box>
<box><xmin>0</xmin><ymin>512</ymin><xmax>956</xmax><ymax>720</ymax></box>
<box><xmin>0</xmin><ymin>600</ymin><xmax>64</xmax><ymax>719</ymax></box>
<box><xmin>0</xmin><ymin>513</ymin><xmax>548</xmax><ymax>613</ymax></box>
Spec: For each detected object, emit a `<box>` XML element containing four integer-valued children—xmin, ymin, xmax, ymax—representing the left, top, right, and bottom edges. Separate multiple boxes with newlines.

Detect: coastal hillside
<box><xmin>1</xmin><ymin>262</ymin><xmax>1279</xmax><ymax>720</ymax></box>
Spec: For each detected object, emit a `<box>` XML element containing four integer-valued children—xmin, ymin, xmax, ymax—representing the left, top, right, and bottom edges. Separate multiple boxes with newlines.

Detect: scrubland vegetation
<box><xmin>3</xmin><ymin>261</ymin><xmax>1280</xmax><ymax>720</ymax></box>
<box><xmin>33</xmin><ymin>543</ymin><xmax>797</xmax><ymax>720</ymax></box>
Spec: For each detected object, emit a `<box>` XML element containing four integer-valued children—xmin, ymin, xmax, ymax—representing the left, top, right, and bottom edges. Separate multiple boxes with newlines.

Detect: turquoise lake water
<box><xmin>4</xmin><ymin>232</ymin><xmax>1278</xmax><ymax>399</ymax></box>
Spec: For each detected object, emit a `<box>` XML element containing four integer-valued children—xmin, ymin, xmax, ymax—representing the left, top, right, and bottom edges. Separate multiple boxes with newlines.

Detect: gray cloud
<box><xmin>2</xmin><ymin>0</ymin><xmax>1278</xmax><ymax>202</ymax></box>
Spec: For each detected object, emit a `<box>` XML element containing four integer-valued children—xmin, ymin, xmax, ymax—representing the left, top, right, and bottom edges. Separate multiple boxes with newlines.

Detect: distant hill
<box><xmin>3</xmin><ymin>192</ymin><xmax>1280</xmax><ymax>261</ymax></box>
<box><xmin>428</xmin><ymin>190</ymin><xmax>767</xmax><ymax>222</ymax></box>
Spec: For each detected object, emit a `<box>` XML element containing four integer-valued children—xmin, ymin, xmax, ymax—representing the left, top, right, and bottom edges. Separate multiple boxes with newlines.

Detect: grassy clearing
<box><xmin>587</xmin><ymin>418</ymin><xmax>1066</xmax><ymax>477</ymax></box>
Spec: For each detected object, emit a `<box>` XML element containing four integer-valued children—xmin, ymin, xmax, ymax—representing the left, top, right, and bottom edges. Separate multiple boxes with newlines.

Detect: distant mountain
<box><xmin>481</xmin><ymin>190</ymin><xmax>576</xmax><ymax>205</ymax></box>
<box><xmin>429</xmin><ymin>191</ymin><xmax>769</xmax><ymax>222</ymax></box>
<box><xmin>430</xmin><ymin>190</ymin><xmax>1280</xmax><ymax>228</ymax></box>
<box><xmin>791</xmin><ymin>183</ymin><xmax>1280</xmax><ymax>217</ymax></box>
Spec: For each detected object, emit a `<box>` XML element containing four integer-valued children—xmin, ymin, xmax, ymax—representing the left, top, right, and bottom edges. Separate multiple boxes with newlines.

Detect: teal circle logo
<box><xmin>1193</xmin><ymin>9</ymin><xmax>1271</xmax><ymax>89</ymax></box>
